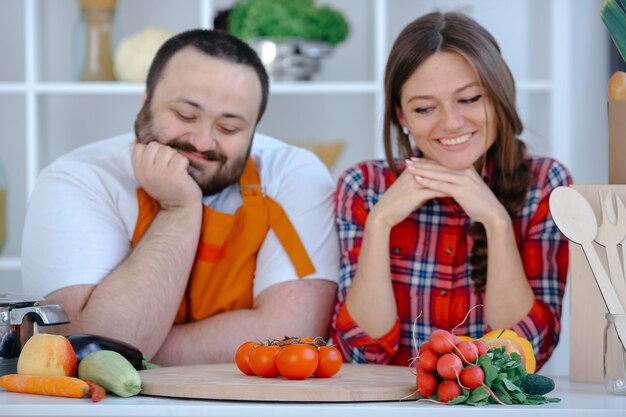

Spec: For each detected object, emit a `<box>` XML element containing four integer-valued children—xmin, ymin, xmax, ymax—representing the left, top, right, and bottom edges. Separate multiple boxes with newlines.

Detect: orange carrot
<box><xmin>84</xmin><ymin>379</ymin><xmax>106</xmax><ymax>402</ymax></box>
<box><xmin>0</xmin><ymin>374</ymin><xmax>89</xmax><ymax>398</ymax></box>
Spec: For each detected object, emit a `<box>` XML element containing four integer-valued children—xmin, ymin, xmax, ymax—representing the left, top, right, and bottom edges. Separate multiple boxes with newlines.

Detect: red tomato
<box><xmin>313</xmin><ymin>345</ymin><xmax>342</xmax><ymax>378</ymax></box>
<box><xmin>276</xmin><ymin>343</ymin><xmax>319</xmax><ymax>380</ymax></box>
<box><xmin>235</xmin><ymin>341</ymin><xmax>259</xmax><ymax>376</ymax></box>
<box><xmin>249</xmin><ymin>345</ymin><xmax>280</xmax><ymax>378</ymax></box>
<box><xmin>277</xmin><ymin>336</ymin><xmax>315</xmax><ymax>346</ymax></box>
<box><xmin>276</xmin><ymin>337</ymin><xmax>297</xmax><ymax>346</ymax></box>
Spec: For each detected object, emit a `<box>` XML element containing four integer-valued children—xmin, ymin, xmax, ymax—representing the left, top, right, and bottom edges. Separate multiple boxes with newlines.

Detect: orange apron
<box><xmin>130</xmin><ymin>157</ymin><xmax>316</xmax><ymax>323</ymax></box>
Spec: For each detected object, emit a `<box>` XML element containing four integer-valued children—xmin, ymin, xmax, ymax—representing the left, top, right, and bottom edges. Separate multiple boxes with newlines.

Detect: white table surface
<box><xmin>1</xmin><ymin>377</ymin><xmax>625</xmax><ymax>417</ymax></box>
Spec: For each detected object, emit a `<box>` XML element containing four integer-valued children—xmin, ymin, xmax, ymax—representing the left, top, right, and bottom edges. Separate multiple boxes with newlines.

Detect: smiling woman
<box><xmin>330</xmin><ymin>11</ymin><xmax>573</xmax><ymax>380</ymax></box>
<box><xmin>396</xmin><ymin>51</ymin><xmax>497</xmax><ymax>171</ymax></box>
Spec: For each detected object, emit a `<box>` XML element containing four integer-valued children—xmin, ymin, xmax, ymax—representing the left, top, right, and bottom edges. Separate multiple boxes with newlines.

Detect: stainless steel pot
<box><xmin>0</xmin><ymin>293</ymin><xmax>69</xmax><ymax>375</ymax></box>
<box><xmin>248</xmin><ymin>38</ymin><xmax>332</xmax><ymax>81</ymax></box>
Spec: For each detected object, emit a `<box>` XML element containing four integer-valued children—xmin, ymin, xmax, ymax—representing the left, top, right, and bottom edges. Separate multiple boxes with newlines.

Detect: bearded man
<box><xmin>21</xmin><ymin>29</ymin><xmax>338</xmax><ymax>365</ymax></box>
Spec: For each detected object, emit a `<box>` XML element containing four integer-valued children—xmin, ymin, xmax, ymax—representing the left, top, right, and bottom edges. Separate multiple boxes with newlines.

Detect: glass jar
<box><xmin>78</xmin><ymin>0</ymin><xmax>117</xmax><ymax>81</ymax></box>
<box><xmin>604</xmin><ymin>313</ymin><xmax>626</xmax><ymax>395</ymax></box>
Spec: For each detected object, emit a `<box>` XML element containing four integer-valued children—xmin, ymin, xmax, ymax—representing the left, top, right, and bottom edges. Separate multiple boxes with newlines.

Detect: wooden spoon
<box><xmin>550</xmin><ymin>187</ymin><xmax>624</xmax><ymax>315</ymax></box>
<box><xmin>549</xmin><ymin>186</ymin><xmax>626</xmax><ymax>353</ymax></box>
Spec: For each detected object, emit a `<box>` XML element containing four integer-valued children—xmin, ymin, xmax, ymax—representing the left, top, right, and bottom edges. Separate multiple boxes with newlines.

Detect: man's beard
<box><xmin>134</xmin><ymin>105</ymin><xmax>250</xmax><ymax>196</ymax></box>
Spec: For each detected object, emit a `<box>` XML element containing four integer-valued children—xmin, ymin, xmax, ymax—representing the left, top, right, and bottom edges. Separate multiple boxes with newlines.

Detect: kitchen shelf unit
<box><xmin>0</xmin><ymin>0</ymin><xmax>572</xmax><ymax>293</ymax></box>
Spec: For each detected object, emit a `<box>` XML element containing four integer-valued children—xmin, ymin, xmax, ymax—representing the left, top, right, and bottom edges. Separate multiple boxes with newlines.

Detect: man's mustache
<box><xmin>169</xmin><ymin>141</ymin><xmax>227</xmax><ymax>163</ymax></box>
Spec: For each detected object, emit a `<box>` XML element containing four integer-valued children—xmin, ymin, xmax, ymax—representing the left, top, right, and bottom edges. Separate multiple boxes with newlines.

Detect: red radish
<box><xmin>419</xmin><ymin>341</ymin><xmax>432</xmax><ymax>354</ymax></box>
<box><xmin>417</xmin><ymin>349</ymin><xmax>439</xmax><ymax>373</ymax></box>
<box><xmin>459</xmin><ymin>365</ymin><xmax>484</xmax><ymax>389</ymax></box>
<box><xmin>437</xmin><ymin>380</ymin><xmax>462</xmax><ymax>403</ymax></box>
<box><xmin>454</xmin><ymin>340</ymin><xmax>479</xmax><ymax>364</ymax></box>
<box><xmin>436</xmin><ymin>353</ymin><xmax>463</xmax><ymax>380</ymax></box>
<box><xmin>416</xmin><ymin>371</ymin><xmax>438</xmax><ymax>397</ymax></box>
<box><xmin>473</xmin><ymin>340</ymin><xmax>488</xmax><ymax>356</ymax></box>
<box><xmin>429</xmin><ymin>329</ymin><xmax>456</xmax><ymax>355</ymax></box>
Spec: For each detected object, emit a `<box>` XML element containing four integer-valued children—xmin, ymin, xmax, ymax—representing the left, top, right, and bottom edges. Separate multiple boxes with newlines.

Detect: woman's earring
<box><xmin>402</xmin><ymin>126</ymin><xmax>409</xmax><ymax>136</ymax></box>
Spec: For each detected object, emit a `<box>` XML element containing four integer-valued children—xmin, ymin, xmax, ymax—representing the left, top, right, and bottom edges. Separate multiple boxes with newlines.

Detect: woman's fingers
<box><xmin>405</xmin><ymin>159</ymin><xmax>475</xmax><ymax>191</ymax></box>
<box><xmin>370</xmin><ymin>168</ymin><xmax>447</xmax><ymax>228</ymax></box>
<box><xmin>404</xmin><ymin>158</ymin><xmax>506</xmax><ymax>224</ymax></box>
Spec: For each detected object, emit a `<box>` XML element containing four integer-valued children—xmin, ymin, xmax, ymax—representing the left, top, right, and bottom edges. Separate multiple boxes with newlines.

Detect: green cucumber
<box><xmin>78</xmin><ymin>350</ymin><xmax>142</xmax><ymax>397</ymax></box>
<box><xmin>520</xmin><ymin>373</ymin><xmax>555</xmax><ymax>395</ymax></box>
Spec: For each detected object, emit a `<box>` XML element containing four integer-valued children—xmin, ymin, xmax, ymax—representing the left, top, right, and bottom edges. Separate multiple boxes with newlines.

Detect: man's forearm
<box><xmin>51</xmin><ymin>205</ymin><xmax>202</xmax><ymax>358</ymax></box>
<box><xmin>151</xmin><ymin>279</ymin><xmax>337</xmax><ymax>365</ymax></box>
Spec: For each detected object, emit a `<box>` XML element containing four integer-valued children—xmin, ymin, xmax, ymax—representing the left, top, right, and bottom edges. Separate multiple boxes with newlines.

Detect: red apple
<box><xmin>17</xmin><ymin>333</ymin><xmax>77</xmax><ymax>377</ymax></box>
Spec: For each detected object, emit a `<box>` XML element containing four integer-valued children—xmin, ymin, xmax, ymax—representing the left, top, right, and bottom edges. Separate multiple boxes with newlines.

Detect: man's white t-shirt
<box><xmin>21</xmin><ymin>132</ymin><xmax>339</xmax><ymax>300</ymax></box>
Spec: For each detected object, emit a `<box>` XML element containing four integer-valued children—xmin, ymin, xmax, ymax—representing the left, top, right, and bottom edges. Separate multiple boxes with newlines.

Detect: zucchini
<box><xmin>78</xmin><ymin>350</ymin><xmax>142</xmax><ymax>397</ymax></box>
<box><xmin>520</xmin><ymin>373</ymin><xmax>555</xmax><ymax>395</ymax></box>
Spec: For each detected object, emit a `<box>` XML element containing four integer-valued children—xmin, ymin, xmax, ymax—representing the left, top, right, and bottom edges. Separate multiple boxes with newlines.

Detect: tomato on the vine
<box><xmin>276</xmin><ymin>336</ymin><xmax>315</xmax><ymax>346</ymax></box>
<box><xmin>313</xmin><ymin>345</ymin><xmax>342</xmax><ymax>378</ymax></box>
<box><xmin>248</xmin><ymin>344</ymin><xmax>280</xmax><ymax>378</ymax></box>
<box><xmin>276</xmin><ymin>343</ymin><xmax>319</xmax><ymax>380</ymax></box>
<box><xmin>235</xmin><ymin>341</ymin><xmax>259</xmax><ymax>376</ymax></box>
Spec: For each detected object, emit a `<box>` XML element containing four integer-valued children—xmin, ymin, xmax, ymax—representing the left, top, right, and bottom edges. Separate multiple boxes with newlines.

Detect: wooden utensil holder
<box><xmin>569</xmin><ymin>185</ymin><xmax>626</xmax><ymax>382</ymax></box>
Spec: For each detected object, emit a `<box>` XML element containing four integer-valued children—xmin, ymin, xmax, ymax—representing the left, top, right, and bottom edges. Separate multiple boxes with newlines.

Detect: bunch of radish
<box><xmin>415</xmin><ymin>329</ymin><xmax>488</xmax><ymax>403</ymax></box>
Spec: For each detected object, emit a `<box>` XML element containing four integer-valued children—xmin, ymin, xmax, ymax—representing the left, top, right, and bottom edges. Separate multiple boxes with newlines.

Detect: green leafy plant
<box><xmin>441</xmin><ymin>347</ymin><xmax>561</xmax><ymax>406</ymax></box>
<box><xmin>227</xmin><ymin>0</ymin><xmax>350</xmax><ymax>46</ymax></box>
<box><xmin>602</xmin><ymin>0</ymin><xmax>626</xmax><ymax>63</ymax></box>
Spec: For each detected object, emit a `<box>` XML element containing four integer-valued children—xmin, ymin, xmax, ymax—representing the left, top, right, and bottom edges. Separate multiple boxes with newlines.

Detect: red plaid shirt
<box><xmin>331</xmin><ymin>155</ymin><xmax>572</xmax><ymax>371</ymax></box>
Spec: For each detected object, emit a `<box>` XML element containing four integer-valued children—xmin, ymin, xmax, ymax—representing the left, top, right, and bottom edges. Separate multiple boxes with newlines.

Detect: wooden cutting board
<box><xmin>139</xmin><ymin>363</ymin><xmax>420</xmax><ymax>402</ymax></box>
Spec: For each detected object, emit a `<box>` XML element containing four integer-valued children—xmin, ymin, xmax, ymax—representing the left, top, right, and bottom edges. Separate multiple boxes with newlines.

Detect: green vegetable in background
<box><xmin>438</xmin><ymin>347</ymin><xmax>561</xmax><ymax>406</ymax></box>
<box><xmin>521</xmin><ymin>373</ymin><xmax>556</xmax><ymax>395</ymax></box>
<box><xmin>227</xmin><ymin>0</ymin><xmax>350</xmax><ymax>46</ymax></box>
<box><xmin>602</xmin><ymin>0</ymin><xmax>626</xmax><ymax>64</ymax></box>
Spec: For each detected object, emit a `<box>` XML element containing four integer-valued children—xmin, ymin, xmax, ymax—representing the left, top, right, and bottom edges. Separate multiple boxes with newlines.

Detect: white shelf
<box><xmin>22</xmin><ymin>81</ymin><xmax>380</xmax><ymax>96</ymax></box>
<box><xmin>271</xmin><ymin>82</ymin><xmax>379</xmax><ymax>95</ymax></box>
<box><xmin>0</xmin><ymin>257</ymin><xmax>21</xmax><ymax>270</ymax></box>
<box><xmin>35</xmin><ymin>82</ymin><xmax>144</xmax><ymax>95</ymax></box>
<box><xmin>0</xmin><ymin>80</ymin><xmax>555</xmax><ymax>96</ymax></box>
<box><xmin>0</xmin><ymin>84</ymin><xmax>27</xmax><ymax>93</ymax></box>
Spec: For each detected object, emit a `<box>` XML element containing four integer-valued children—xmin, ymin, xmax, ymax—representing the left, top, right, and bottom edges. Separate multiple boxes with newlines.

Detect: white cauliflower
<box><xmin>114</xmin><ymin>27</ymin><xmax>173</xmax><ymax>82</ymax></box>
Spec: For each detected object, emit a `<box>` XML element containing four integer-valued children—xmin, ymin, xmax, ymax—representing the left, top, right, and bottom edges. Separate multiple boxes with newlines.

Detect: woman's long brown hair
<box><xmin>382</xmin><ymin>12</ymin><xmax>531</xmax><ymax>293</ymax></box>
